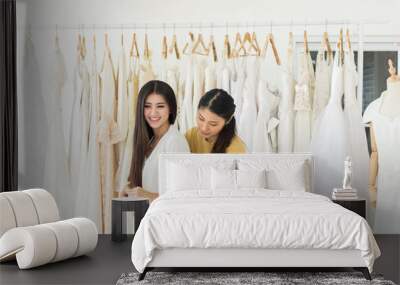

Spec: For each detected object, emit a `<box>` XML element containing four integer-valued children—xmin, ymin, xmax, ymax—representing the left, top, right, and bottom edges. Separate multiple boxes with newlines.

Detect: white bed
<box><xmin>131</xmin><ymin>153</ymin><xmax>380</xmax><ymax>280</ymax></box>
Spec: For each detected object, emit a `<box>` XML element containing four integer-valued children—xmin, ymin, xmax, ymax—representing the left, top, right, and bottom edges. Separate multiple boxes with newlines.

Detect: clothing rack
<box><xmin>23</xmin><ymin>19</ymin><xmax>389</xmax><ymax>31</ymax></box>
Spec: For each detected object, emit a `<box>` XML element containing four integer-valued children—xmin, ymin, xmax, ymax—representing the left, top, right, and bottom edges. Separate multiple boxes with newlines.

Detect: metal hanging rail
<box><xmin>21</xmin><ymin>19</ymin><xmax>390</xmax><ymax>31</ymax></box>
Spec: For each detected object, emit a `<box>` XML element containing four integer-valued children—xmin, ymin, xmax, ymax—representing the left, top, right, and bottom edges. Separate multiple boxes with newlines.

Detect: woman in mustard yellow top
<box><xmin>185</xmin><ymin>89</ymin><xmax>247</xmax><ymax>153</ymax></box>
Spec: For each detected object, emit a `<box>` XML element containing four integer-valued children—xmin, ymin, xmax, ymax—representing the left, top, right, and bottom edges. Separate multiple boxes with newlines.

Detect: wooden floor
<box><xmin>0</xmin><ymin>235</ymin><xmax>398</xmax><ymax>285</ymax></box>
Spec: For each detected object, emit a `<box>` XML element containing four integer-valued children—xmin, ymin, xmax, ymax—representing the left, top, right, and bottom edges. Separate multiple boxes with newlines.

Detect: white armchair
<box><xmin>0</xmin><ymin>188</ymin><xmax>98</xmax><ymax>269</ymax></box>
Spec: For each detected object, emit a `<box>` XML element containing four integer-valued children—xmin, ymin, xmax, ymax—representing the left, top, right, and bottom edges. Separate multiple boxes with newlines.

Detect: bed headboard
<box><xmin>158</xmin><ymin>153</ymin><xmax>314</xmax><ymax>195</ymax></box>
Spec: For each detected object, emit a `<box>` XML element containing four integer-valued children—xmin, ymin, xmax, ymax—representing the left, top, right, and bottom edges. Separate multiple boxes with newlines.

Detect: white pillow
<box><xmin>236</xmin><ymin>169</ymin><xmax>267</xmax><ymax>189</ymax></box>
<box><xmin>211</xmin><ymin>168</ymin><xmax>236</xmax><ymax>190</ymax></box>
<box><xmin>237</xmin><ymin>159</ymin><xmax>308</xmax><ymax>191</ymax></box>
<box><xmin>210</xmin><ymin>168</ymin><xmax>268</xmax><ymax>190</ymax></box>
<box><xmin>166</xmin><ymin>162</ymin><xmax>210</xmax><ymax>191</ymax></box>
<box><xmin>166</xmin><ymin>159</ymin><xmax>235</xmax><ymax>192</ymax></box>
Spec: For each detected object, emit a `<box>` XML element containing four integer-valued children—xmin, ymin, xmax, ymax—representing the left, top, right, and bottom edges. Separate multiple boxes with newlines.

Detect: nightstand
<box><xmin>332</xmin><ymin>199</ymin><xmax>366</xmax><ymax>218</ymax></box>
<box><xmin>111</xmin><ymin>197</ymin><xmax>149</xmax><ymax>242</ymax></box>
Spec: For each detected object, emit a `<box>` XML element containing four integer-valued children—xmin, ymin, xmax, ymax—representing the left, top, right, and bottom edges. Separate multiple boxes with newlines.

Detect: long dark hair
<box><xmin>128</xmin><ymin>80</ymin><xmax>177</xmax><ymax>188</ymax></box>
<box><xmin>198</xmin><ymin>89</ymin><xmax>236</xmax><ymax>153</ymax></box>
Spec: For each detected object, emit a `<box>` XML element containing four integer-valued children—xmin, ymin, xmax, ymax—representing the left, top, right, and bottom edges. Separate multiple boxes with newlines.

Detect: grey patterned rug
<box><xmin>116</xmin><ymin>271</ymin><xmax>396</xmax><ymax>285</ymax></box>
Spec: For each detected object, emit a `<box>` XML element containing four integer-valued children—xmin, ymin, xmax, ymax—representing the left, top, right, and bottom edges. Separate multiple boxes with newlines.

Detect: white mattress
<box><xmin>131</xmin><ymin>190</ymin><xmax>380</xmax><ymax>273</ymax></box>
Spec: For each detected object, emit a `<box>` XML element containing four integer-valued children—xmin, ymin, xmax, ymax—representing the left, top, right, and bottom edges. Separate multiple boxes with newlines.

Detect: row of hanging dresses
<box><xmin>311</xmin><ymin>50</ymin><xmax>348</xmax><ymax>197</ymax></box>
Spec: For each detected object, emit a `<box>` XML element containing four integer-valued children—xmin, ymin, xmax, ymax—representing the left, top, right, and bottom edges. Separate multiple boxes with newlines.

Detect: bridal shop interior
<box><xmin>1</xmin><ymin>0</ymin><xmax>399</xmax><ymax>284</ymax></box>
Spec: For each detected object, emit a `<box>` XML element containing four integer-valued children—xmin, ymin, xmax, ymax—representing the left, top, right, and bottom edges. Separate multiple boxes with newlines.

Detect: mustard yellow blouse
<box><xmin>185</xmin><ymin>127</ymin><xmax>247</xmax><ymax>153</ymax></box>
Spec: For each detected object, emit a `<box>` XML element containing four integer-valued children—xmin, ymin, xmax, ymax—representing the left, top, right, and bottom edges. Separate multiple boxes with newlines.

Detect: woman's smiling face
<box><xmin>144</xmin><ymin>93</ymin><xmax>170</xmax><ymax>130</ymax></box>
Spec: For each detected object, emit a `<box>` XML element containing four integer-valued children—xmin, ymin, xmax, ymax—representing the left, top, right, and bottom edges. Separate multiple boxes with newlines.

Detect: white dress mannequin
<box><xmin>363</xmin><ymin>79</ymin><xmax>400</xmax><ymax>234</ymax></box>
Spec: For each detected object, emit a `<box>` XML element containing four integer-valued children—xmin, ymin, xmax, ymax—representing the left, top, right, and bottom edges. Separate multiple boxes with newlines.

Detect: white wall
<box><xmin>16</xmin><ymin>0</ymin><xmax>400</xmax><ymax>219</ymax></box>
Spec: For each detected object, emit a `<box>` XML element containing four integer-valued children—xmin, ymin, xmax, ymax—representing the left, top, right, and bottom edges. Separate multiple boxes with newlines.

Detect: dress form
<box><xmin>364</xmin><ymin>60</ymin><xmax>400</xmax><ymax>233</ymax></box>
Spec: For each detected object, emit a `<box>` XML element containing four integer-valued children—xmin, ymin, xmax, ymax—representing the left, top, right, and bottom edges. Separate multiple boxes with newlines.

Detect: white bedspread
<box><xmin>131</xmin><ymin>190</ymin><xmax>380</xmax><ymax>272</ymax></box>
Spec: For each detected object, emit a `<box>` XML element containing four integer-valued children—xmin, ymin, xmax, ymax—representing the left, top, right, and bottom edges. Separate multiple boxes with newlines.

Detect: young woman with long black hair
<box><xmin>119</xmin><ymin>80</ymin><xmax>189</xmax><ymax>201</ymax></box>
<box><xmin>185</xmin><ymin>89</ymin><xmax>246</xmax><ymax>153</ymax></box>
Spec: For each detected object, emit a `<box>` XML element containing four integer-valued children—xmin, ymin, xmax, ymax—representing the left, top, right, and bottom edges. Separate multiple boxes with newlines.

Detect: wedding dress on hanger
<box><xmin>312</xmin><ymin>51</ymin><xmax>348</xmax><ymax>197</ymax></box>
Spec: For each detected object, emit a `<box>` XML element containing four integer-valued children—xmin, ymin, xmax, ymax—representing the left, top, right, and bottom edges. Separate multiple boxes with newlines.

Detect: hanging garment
<box><xmin>179</xmin><ymin>53</ymin><xmax>194</xmax><ymax>134</ymax></box>
<box><xmin>160</xmin><ymin>56</ymin><xmax>180</xmax><ymax>95</ymax></box>
<box><xmin>311</xmin><ymin>52</ymin><xmax>348</xmax><ymax>198</ymax></box>
<box><xmin>253</xmin><ymin>51</ymin><xmax>280</xmax><ymax>152</ymax></box>
<box><xmin>278</xmin><ymin>42</ymin><xmax>295</xmax><ymax>153</ymax></box>
<box><xmin>84</xmin><ymin>43</ymin><xmax>102</xmax><ymax>231</ymax></box>
<box><xmin>139</xmin><ymin>58</ymin><xmax>155</xmax><ymax>90</ymax></box>
<box><xmin>231</xmin><ymin>58</ymin><xmax>246</xmax><ymax>124</ymax></box>
<box><xmin>69</xmin><ymin>52</ymin><xmax>84</xmax><ymax>195</ymax></box>
<box><xmin>192</xmin><ymin>56</ymin><xmax>206</xmax><ymax>126</ymax></box>
<box><xmin>306</xmin><ymin>51</ymin><xmax>316</xmax><ymax>109</ymax></box>
<box><xmin>293</xmin><ymin>53</ymin><xmax>312</xmax><ymax>152</ymax></box>
<box><xmin>204</xmin><ymin>60</ymin><xmax>217</xmax><ymax>93</ymax></box>
<box><xmin>115</xmin><ymin>43</ymin><xmax>129</xmax><ymax>171</ymax></box>
<box><xmin>98</xmin><ymin>47</ymin><xmax>119</xmax><ymax>233</ymax></box>
<box><xmin>75</xmin><ymin>53</ymin><xmax>92</xmax><ymax>221</ymax></box>
<box><xmin>343</xmin><ymin>49</ymin><xmax>370</xmax><ymax>213</ymax></box>
<box><xmin>44</xmin><ymin>38</ymin><xmax>71</xmax><ymax>219</ymax></box>
<box><xmin>116</xmin><ymin>55</ymin><xmax>140</xmax><ymax>193</ymax></box>
<box><xmin>142</xmin><ymin>126</ymin><xmax>190</xmax><ymax>193</ymax></box>
<box><xmin>278</xmin><ymin>73</ymin><xmax>295</xmax><ymax>152</ymax></box>
<box><xmin>160</xmin><ymin>56</ymin><xmax>180</xmax><ymax>130</ymax></box>
<box><xmin>253</xmin><ymin>84</ymin><xmax>280</xmax><ymax>152</ymax></box>
<box><xmin>238</xmin><ymin>57</ymin><xmax>259</xmax><ymax>152</ymax></box>
<box><xmin>363</xmin><ymin>95</ymin><xmax>400</xmax><ymax>234</ymax></box>
<box><xmin>312</xmin><ymin>47</ymin><xmax>333</xmax><ymax>134</ymax></box>
<box><xmin>216</xmin><ymin>59</ymin><xmax>231</xmax><ymax>93</ymax></box>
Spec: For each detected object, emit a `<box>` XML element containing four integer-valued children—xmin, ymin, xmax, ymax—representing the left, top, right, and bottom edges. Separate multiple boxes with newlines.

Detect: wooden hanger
<box><xmin>323</xmin><ymin>31</ymin><xmax>333</xmax><ymax>63</ymax></box>
<box><xmin>251</xmin><ymin>32</ymin><xmax>261</xmax><ymax>56</ymax></box>
<box><xmin>77</xmin><ymin>34</ymin><xmax>82</xmax><ymax>56</ymax></box>
<box><xmin>130</xmin><ymin>33</ymin><xmax>140</xmax><ymax>58</ymax></box>
<box><xmin>388</xmin><ymin>59</ymin><xmax>399</xmax><ymax>82</ymax></box>
<box><xmin>191</xmin><ymin>33</ymin><xmax>209</xmax><ymax>56</ymax></box>
<box><xmin>182</xmin><ymin>32</ymin><xmax>194</xmax><ymax>55</ymax></box>
<box><xmin>162</xmin><ymin>35</ymin><xmax>168</xmax><ymax>59</ymax></box>
<box><xmin>168</xmin><ymin>34</ymin><xmax>180</xmax><ymax>60</ymax></box>
<box><xmin>93</xmin><ymin>33</ymin><xmax>96</xmax><ymax>51</ymax></box>
<box><xmin>261</xmin><ymin>33</ymin><xmax>281</xmax><ymax>65</ymax></box>
<box><xmin>269</xmin><ymin>33</ymin><xmax>281</xmax><ymax>65</ymax></box>
<box><xmin>231</xmin><ymin>32</ymin><xmax>244</xmax><ymax>57</ymax></box>
<box><xmin>288</xmin><ymin>31</ymin><xmax>294</xmax><ymax>50</ymax></box>
<box><xmin>208</xmin><ymin>35</ymin><xmax>218</xmax><ymax>62</ymax></box>
<box><xmin>143</xmin><ymin>33</ymin><xmax>151</xmax><ymax>60</ymax></box>
<box><xmin>223</xmin><ymin>34</ymin><xmax>231</xmax><ymax>59</ymax></box>
<box><xmin>337</xmin><ymin>29</ymin><xmax>344</xmax><ymax>65</ymax></box>
<box><xmin>303</xmin><ymin>30</ymin><xmax>309</xmax><ymax>53</ymax></box>
<box><xmin>105</xmin><ymin>33</ymin><xmax>109</xmax><ymax>50</ymax></box>
<box><xmin>345</xmin><ymin>28</ymin><xmax>351</xmax><ymax>50</ymax></box>
<box><xmin>80</xmin><ymin>35</ymin><xmax>87</xmax><ymax>59</ymax></box>
<box><xmin>241</xmin><ymin>32</ymin><xmax>259</xmax><ymax>56</ymax></box>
